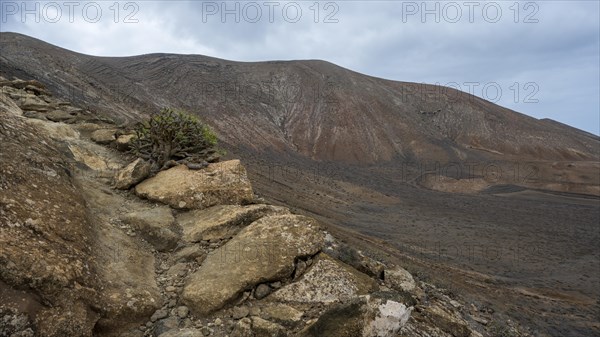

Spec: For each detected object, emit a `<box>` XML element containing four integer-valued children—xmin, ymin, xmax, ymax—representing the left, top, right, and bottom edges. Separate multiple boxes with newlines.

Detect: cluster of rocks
<box><xmin>0</xmin><ymin>77</ymin><xmax>113</xmax><ymax>124</ymax></box>
<box><xmin>1</xmin><ymin>77</ymin><xmax>533</xmax><ymax>337</ymax></box>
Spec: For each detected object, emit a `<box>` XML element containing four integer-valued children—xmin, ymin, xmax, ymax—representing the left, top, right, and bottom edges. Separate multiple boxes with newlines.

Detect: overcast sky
<box><xmin>1</xmin><ymin>1</ymin><xmax>598</xmax><ymax>134</ymax></box>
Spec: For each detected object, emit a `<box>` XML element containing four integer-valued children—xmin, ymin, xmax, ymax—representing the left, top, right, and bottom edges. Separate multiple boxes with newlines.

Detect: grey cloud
<box><xmin>0</xmin><ymin>0</ymin><xmax>598</xmax><ymax>134</ymax></box>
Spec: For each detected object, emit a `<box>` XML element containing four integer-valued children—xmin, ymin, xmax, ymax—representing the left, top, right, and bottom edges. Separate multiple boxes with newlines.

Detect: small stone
<box><xmin>177</xmin><ymin>306</ymin><xmax>190</xmax><ymax>318</ymax></box>
<box><xmin>168</xmin><ymin>300</ymin><xmax>177</xmax><ymax>308</ymax></box>
<box><xmin>254</xmin><ymin>284</ymin><xmax>272</xmax><ymax>300</ymax></box>
<box><xmin>232</xmin><ymin>306</ymin><xmax>249</xmax><ymax>320</ymax></box>
<box><xmin>201</xmin><ymin>326</ymin><xmax>211</xmax><ymax>336</ymax></box>
<box><xmin>151</xmin><ymin>309</ymin><xmax>169</xmax><ymax>322</ymax></box>
<box><xmin>235</xmin><ymin>291</ymin><xmax>250</xmax><ymax>305</ymax></box>
<box><xmin>473</xmin><ymin>316</ymin><xmax>489</xmax><ymax>325</ymax></box>
<box><xmin>450</xmin><ymin>300</ymin><xmax>462</xmax><ymax>308</ymax></box>
<box><xmin>231</xmin><ymin>317</ymin><xmax>252</xmax><ymax>337</ymax></box>
<box><xmin>167</xmin><ymin>263</ymin><xmax>189</xmax><ymax>278</ymax></box>
<box><xmin>115</xmin><ymin>134</ymin><xmax>135</xmax><ymax>151</ymax></box>
<box><xmin>91</xmin><ymin>128</ymin><xmax>116</xmax><ymax>144</ymax></box>
<box><xmin>166</xmin><ymin>286</ymin><xmax>177</xmax><ymax>292</ymax></box>
<box><xmin>186</xmin><ymin>162</ymin><xmax>209</xmax><ymax>170</ymax></box>
<box><xmin>293</xmin><ymin>260</ymin><xmax>307</xmax><ymax>279</ymax></box>
<box><xmin>248</xmin><ymin>306</ymin><xmax>261</xmax><ymax>316</ymax></box>
<box><xmin>154</xmin><ymin>317</ymin><xmax>180</xmax><ymax>336</ymax></box>
<box><xmin>214</xmin><ymin>318</ymin><xmax>222</xmax><ymax>326</ymax></box>
<box><xmin>114</xmin><ymin>158</ymin><xmax>152</xmax><ymax>190</ymax></box>
<box><xmin>183</xmin><ymin>318</ymin><xmax>194</xmax><ymax>328</ymax></box>
<box><xmin>271</xmin><ymin>281</ymin><xmax>282</xmax><ymax>289</ymax></box>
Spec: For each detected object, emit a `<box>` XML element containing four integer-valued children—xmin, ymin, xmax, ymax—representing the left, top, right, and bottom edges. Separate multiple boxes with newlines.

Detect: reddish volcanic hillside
<box><xmin>0</xmin><ymin>32</ymin><xmax>597</xmax><ymax>166</ymax></box>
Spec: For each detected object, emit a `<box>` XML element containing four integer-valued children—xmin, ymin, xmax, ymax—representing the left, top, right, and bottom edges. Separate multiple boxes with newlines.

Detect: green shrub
<box><xmin>130</xmin><ymin>108</ymin><xmax>218</xmax><ymax>169</ymax></box>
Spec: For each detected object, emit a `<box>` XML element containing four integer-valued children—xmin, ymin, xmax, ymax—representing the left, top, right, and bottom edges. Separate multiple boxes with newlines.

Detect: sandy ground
<box><xmin>242</xmin><ymin>155</ymin><xmax>600</xmax><ymax>337</ymax></box>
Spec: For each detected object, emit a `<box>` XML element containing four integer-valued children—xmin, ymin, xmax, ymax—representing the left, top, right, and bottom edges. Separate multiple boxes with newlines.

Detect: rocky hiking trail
<box><xmin>1</xmin><ymin>78</ymin><xmax>533</xmax><ymax>337</ymax></box>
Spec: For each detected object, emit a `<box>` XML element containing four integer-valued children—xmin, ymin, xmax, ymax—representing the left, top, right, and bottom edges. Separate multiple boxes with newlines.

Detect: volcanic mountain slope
<box><xmin>1</xmin><ymin>32</ymin><xmax>599</xmax><ymax>337</ymax></box>
<box><xmin>0</xmin><ymin>32</ymin><xmax>598</xmax><ymax>167</ymax></box>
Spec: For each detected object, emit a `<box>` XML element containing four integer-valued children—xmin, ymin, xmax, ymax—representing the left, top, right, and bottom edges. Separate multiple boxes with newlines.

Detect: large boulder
<box><xmin>114</xmin><ymin>158</ymin><xmax>152</xmax><ymax>190</ymax></box>
<box><xmin>181</xmin><ymin>215</ymin><xmax>325</xmax><ymax>315</ymax></box>
<box><xmin>177</xmin><ymin>204</ymin><xmax>290</xmax><ymax>243</ymax></box>
<box><xmin>300</xmin><ymin>292</ymin><xmax>413</xmax><ymax>337</ymax></box>
<box><xmin>135</xmin><ymin>160</ymin><xmax>254</xmax><ymax>210</ymax></box>
<box><xmin>120</xmin><ymin>206</ymin><xmax>180</xmax><ymax>252</ymax></box>
<box><xmin>272</xmin><ymin>253</ymin><xmax>378</xmax><ymax>303</ymax></box>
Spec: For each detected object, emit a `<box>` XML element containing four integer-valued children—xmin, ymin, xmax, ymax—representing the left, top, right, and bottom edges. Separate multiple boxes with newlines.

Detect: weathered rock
<box><xmin>251</xmin><ymin>317</ymin><xmax>287</xmax><ymax>337</ymax></box>
<box><xmin>46</xmin><ymin>110</ymin><xmax>76</xmax><ymax>123</ymax></box>
<box><xmin>272</xmin><ymin>253</ymin><xmax>378</xmax><ymax>303</ymax></box>
<box><xmin>177</xmin><ymin>204</ymin><xmax>290</xmax><ymax>243</ymax></box>
<box><xmin>24</xmin><ymin>84</ymin><xmax>51</xmax><ymax>96</ymax></box>
<box><xmin>173</xmin><ymin>245</ymin><xmax>206</xmax><ymax>263</ymax></box>
<box><xmin>200</xmin><ymin>326</ymin><xmax>211</xmax><ymax>336</ymax></box>
<box><xmin>22</xmin><ymin>110</ymin><xmax>46</xmax><ymax>120</ymax></box>
<box><xmin>91</xmin><ymin>128</ymin><xmax>117</xmax><ymax>144</ymax></box>
<box><xmin>25</xmin><ymin>118</ymin><xmax>80</xmax><ymax>141</ymax></box>
<box><xmin>0</xmin><ymin>79</ymin><xmax>46</xmax><ymax>90</ymax></box>
<box><xmin>153</xmin><ymin>317</ymin><xmax>180</xmax><ymax>337</ymax></box>
<box><xmin>167</xmin><ymin>263</ymin><xmax>189</xmax><ymax>278</ymax></box>
<box><xmin>424</xmin><ymin>303</ymin><xmax>471</xmax><ymax>337</ymax></box>
<box><xmin>231</xmin><ymin>318</ymin><xmax>252</xmax><ymax>337</ymax></box>
<box><xmin>176</xmin><ymin>306</ymin><xmax>190</xmax><ymax>318</ymax></box>
<box><xmin>185</xmin><ymin>161</ymin><xmax>209</xmax><ymax>170</ymax></box>
<box><xmin>254</xmin><ymin>284</ymin><xmax>272</xmax><ymax>300</ymax></box>
<box><xmin>158</xmin><ymin>328</ymin><xmax>204</xmax><ymax>337</ymax></box>
<box><xmin>181</xmin><ymin>215</ymin><xmax>325</xmax><ymax>315</ymax></box>
<box><xmin>93</xmin><ymin>217</ymin><xmax>161</xmax><ymax>332</ymax></box>
<box><xmin>0</xmin><ymin>108</ymin><xmax>101</xmax><ymax>337</ymax></box>
<box><xmin>35</xmin><ymin>302</ymin><xmax>99</xmax><ymax>337</ymax></box>
<box><xmin>135</xmin><ymin>160</ymin><xmax>254</xmax><ymax>210</ymax></box>
<box><xmin>114</xmin><ymin>158</ymin><xmax>152</xmax><ymax>190</ymax></box>
<box><xmin>362</xmin><ymin>294</ymin><xmax>413</xmax><ymax>337</ymax></box>
<box><xmin>261</xmin><ymin>303</ymin><xmax>303</xmax><ymax>326</ymax></box>
<box><xmin>115</xmin><ymin>134</ymin><xmax>136</xmax><ymax>151</ymax></box>
<box><xmin>17</xmin><ymin>94</ymin><xmax>50</xmax><ymax>111</ymax></box>
<box><xmin>151</xmin><ymin>309</ymin><xmax>169</xmax><ymax>322</ymax></box>
<box><xmin>68</xmin><ymin>144</ymin><xmax>110</xmax><ymax>171</ymax></box>
<box><xmin>232</xmin><ymin>306</ymin><xmax>250</xmax><ymax>319</ymax></box>
<box><xmin>358</xmin><ymin>253</ymin><xmax>386</xmax><ymax>279</ymax></box>
<box><xmin>0</xmin><ymin>92</ymin><xmax>23</xmax><ymax>116</ymax></box>
<box><xmin>385</xmin><ymin>265</ymin><xmax>416</xmax><ymax>293</ymax></box>
<box><xmin>300</xmin><ymin>292</ymin><xmax>412</xmax><ymax>337</ymax></box>
<box><xmin>121</xmin><ymin>207</ymin><xmax>180</xmax><ymax>252</ymax></box>
<box><xmin>0</xmin><ymin>307</ymin><xmax>34</xmax><ymax>337</ymax></box>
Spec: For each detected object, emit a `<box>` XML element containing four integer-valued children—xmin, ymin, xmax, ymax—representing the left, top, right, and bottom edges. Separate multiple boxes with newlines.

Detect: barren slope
<box><xmin>1</xmin><ymin>32</ymin><xmax>599</xmax><ymax>337</ymax></box>
<box><xmin>1</xmin><ymin>32</ymin><xmax>597</xmax><ymax>167</ymax></box>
